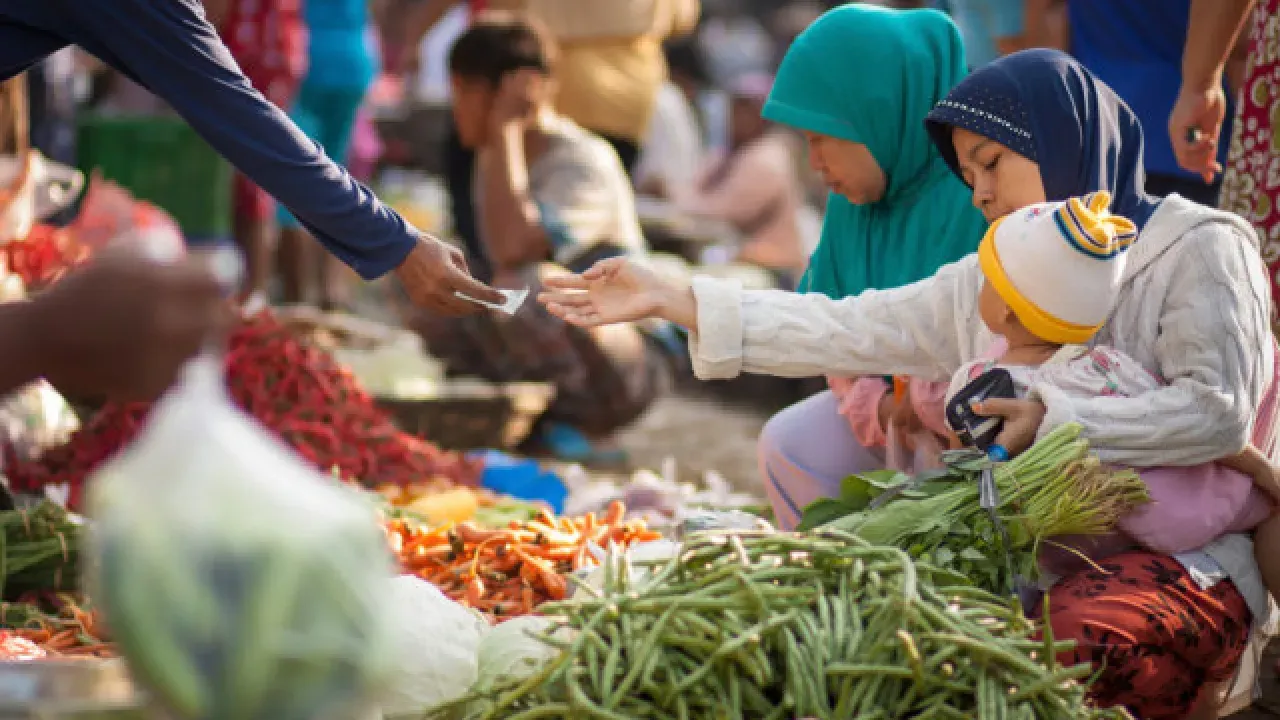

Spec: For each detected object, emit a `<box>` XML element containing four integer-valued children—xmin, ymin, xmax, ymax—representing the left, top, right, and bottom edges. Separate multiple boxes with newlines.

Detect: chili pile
<box><xmin>8</xmin><ymin>312</ymin><xmax>481</xmax><ymax>509</ymax></box>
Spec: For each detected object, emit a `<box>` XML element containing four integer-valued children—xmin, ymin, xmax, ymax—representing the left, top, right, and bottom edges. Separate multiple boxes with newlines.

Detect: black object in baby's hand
<box><xmin>945</xmin><ymin>368</ymin><xmax>1017</xmax><ymax>452</ymax></box>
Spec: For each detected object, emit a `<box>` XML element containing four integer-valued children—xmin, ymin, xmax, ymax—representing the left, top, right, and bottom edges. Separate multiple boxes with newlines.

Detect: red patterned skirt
<box><xmin>1041</xmin><ymin>552</ymin><xmax>1251</xmax><ymax>719</ymax></box>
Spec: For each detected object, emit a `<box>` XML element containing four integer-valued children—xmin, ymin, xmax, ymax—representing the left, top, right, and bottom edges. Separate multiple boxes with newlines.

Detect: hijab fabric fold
<box><xmin>764</xmin><ymin>4</ymin><xmax>987</xmax><ymax>298</ymax></box>
<box><xmin>925</xmin><ymin>49</ymin><xmax>1161</xmax><ymax>230</ymax></box>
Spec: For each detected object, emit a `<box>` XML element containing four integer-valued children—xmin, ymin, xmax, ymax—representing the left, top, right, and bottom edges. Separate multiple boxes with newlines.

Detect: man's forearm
<box><xmin>1183</xmin><ymin>0</ymin><xmax>1255</xmax><ymax>91</ymax></box>
<box><xmin>0</xmin><ymin>303</ymin><xmax>45</xmax><ymax>397</ymax></box>
<box><xmin>480</xmin><ymin>126</ymin><xmax>548</xmax><ymax>268</ymax></box>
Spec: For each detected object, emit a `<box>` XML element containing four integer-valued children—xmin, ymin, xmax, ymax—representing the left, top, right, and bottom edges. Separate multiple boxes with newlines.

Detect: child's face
<box><xmin>801</xmin><ymin>132</ymin><xmax>887</xmax><ymax>205</ymax></box>
<box><xmin>979</xmin><ymin>278</ymin><xmax>1052</xmax><ymax>348</ymax></box>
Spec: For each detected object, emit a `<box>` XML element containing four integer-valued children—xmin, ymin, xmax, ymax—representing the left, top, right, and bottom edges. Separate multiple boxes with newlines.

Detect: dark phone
<box><xmin>946</xmin><ymin>368</ymin><xmax>1017</xmax><ymax>451</ymax></box>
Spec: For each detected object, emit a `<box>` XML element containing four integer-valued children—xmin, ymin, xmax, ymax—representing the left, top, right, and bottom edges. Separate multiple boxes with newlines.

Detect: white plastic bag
<box><xmin>381</xmin><ymin>576</ymin><xmax>488</xmax><ymax>718</ymax></box>
<box><xmin>86</xmin><ymin>353</ymin><xmax>396</xmax><ymax>720</ymax></box>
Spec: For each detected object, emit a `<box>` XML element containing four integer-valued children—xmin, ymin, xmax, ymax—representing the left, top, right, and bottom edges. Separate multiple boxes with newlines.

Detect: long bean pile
<box><xmin>434</xmin><ymin>530</ymin><xmax>1132</xmax><ymax>720</ymax></box>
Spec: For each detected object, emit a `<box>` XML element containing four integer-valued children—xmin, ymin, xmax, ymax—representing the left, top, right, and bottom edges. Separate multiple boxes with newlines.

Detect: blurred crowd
<box><xmin>11</xmin><ymin>0</ymin><xmax>1270</xmax><ymax>459</ymax></box>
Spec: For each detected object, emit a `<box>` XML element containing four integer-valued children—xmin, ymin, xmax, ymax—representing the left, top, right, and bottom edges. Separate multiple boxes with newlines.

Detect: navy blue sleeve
<box><xmin>0</xmin><ymin>20</ymin><xmax>68</xmax><ymax>80</ymax></box>
<box><xmin>12</xmin><ymin>0</ymin><xmax>418</xmax><ymax>280</ymax></box>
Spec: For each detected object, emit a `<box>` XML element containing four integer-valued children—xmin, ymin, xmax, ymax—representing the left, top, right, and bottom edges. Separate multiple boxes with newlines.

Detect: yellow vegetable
<box><xmin>407</xmin><ymin>488</ymin><xmax>480</xmax><ymax>525</ymax></box>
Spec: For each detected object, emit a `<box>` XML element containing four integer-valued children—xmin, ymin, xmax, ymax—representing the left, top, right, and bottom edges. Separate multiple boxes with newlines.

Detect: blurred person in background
<box><xmin>409</xmin><ymin>14</ymin><xmax>667</xmax><ymax>462</ymax></box>
<box><xmin>1025</xmin><ymin>0</ymin><xmax>1232</xmax><ymax>205</ymax></box>
<box><xmin>275</xmin><ymin>0</ymin><xmax>380</xmax><ymax>309</ymax></box>
<box><xmin>697</xmin><ymin>10</ymin><xmax>774</xmax><ymax>90</ymax></box>
<box><xmin>670</xmin><ymin>73</ymin><xmax>808</xmax><ymax>288</ymax></box>
<box><xmin>205</xmin><ymin>0</ymin><xmax>308</xmax><ymax>300</ymax></box>
<box><xmin>400</xmin><ymin>0</ymin><xmax>700</xmax><ymax>173</ymax></box>
<box><xmin>396</xmin><ymin>0</ymin><xmax>487</xmax><ymax>280</ymax></box>
<box><xmin>932</xmin><ymin>0</ymin><xmax>1023</xmax><ymax>68</ymax></box>
<box><xmin>397</xmin><ymin>0</ymin><xmax>699</xmax><ymax>286</ymax></box>
<box><xmin>634</xmin><ymin>40</ymin><xmax>707</xmax><ymax>201</ymax></box>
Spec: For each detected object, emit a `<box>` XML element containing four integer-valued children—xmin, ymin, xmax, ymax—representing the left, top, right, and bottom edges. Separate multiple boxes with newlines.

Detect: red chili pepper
<box><xmin>7</xmin><ymin>312</ymin><xmax>479</xmax><ymax>509</ymax></box>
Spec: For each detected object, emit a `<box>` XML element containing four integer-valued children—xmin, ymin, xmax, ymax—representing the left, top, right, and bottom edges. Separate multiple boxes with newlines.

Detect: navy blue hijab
<box><xmin>925</xmin><ymin>49</ymin><xmax>1161</xmax><ymax>230</ymax></box>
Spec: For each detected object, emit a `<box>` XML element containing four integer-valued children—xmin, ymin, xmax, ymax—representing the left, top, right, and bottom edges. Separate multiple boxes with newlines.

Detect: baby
<box><xmin>954</xmin><ymin>191</ymin><xmax>1280</xmax><ymax>600</ymax></box>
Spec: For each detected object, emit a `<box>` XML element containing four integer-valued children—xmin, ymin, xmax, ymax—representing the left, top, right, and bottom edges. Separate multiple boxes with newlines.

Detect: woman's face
<box><xmin>950</xmin><ymin>127</ymin><xmax>1047</xmax><ymax>223</ymax></box>
<box><xmin>802</xmin><ymin>131</ymin><xmax>887</xmax><ymax>205</ymax></box>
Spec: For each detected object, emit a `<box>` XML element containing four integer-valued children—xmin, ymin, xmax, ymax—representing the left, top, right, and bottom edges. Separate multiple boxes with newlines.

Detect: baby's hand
<box><xmin>539</xmin><ymin>257</ymin><xmax>696</xmax><ymax>329</ymax></box>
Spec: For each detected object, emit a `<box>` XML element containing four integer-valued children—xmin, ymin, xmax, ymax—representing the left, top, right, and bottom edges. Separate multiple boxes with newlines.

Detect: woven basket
<box><xmin>376</xmin><ymin>382</ymin><xmax>555</xmax><ymax>452</ymax></box>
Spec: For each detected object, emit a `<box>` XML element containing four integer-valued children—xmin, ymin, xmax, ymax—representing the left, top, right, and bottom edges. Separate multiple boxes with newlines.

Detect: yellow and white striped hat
<box><xmin>977</xmin><ymin>192</ymin><xmax>1137</xmax><ymax>345</ymax></box>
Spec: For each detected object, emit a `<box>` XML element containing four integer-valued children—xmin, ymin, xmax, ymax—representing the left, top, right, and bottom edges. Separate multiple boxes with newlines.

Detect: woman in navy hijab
<box><xmin>541</xmin><ymin>47</ymin><xmax>1275</xmax><ymax>719</ymax></box>
<box><xmin>925</xmin><ymin>49</ymin><xmax>1273</xmax><ymax>719</ymax></box>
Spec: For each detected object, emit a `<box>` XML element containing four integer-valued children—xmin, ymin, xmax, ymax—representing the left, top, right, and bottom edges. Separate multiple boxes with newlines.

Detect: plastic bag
<box><xmin>71</xmin><ymin>173</ymin><xmax>185</xmax><ymax>259</ymax></box>
<box><xmin>85</xmin><ymin>353</ymin><xmax>396</xmax><ymax>720</ymax></box>
<box><xmin>381</xmin><ymin>576</ymin><xmax>488</xmax><ymax>718</ymax></box>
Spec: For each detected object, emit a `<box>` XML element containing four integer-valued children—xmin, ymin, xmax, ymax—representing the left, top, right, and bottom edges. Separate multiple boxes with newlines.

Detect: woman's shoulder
<box><xmin>1143</xmin><ymin>194</ymin><xmax>1260</xmax><ymax>254</ymax></box>
<box><xmin>1123</xmin><ymin>194</ymin><xmax>1263</xmax><ymax>288</ymax></box>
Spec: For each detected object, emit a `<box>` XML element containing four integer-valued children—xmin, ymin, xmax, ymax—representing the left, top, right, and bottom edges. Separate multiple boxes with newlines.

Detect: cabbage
<box><xmin>474</xmin><ymin>617</ymin><xmax>567</xmax><ymax>692</ymax></box>
<box><xmin>381</xmin><ymin>576</ymin><xmax>489</xmax><ymax>718</ymax></box>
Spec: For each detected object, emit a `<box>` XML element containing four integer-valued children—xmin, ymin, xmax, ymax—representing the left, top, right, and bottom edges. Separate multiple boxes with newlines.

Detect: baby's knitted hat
<box><xmin>978</xmin><ymin>192</ymin><xmax>1137</xmax><ymax>344</ymax></box>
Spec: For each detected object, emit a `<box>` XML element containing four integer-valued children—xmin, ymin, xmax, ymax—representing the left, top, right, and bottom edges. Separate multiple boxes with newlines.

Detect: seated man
<box><xmin>410</xmin><ymin>12</ymin><xmax>668</xmax><ymax>457</ymax></box>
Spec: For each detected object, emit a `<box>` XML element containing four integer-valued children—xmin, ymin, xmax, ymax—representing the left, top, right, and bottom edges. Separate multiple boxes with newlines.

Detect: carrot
<box><xmin>525</xmin><ymin>521</ymin><xmax>578</xmax><ymax>545</ymax></box>
<box><xmin>602</xmin><ymin>500</ymin><xmax>625</xmax><ymax>527</ymax></box>
<box><xmin>386</xmin><ymin>501</ymin><xmax>653</xmax><ymax>621</ymax></box>
<box><xmin>455</xmin><ymin>523</ymin><xmax>511</xmax><ymax>545</ymax></box>
<box><xmin>463</xmin><ymin>575</ymin><xmax>487</xmax><ymax>606</ymax></box>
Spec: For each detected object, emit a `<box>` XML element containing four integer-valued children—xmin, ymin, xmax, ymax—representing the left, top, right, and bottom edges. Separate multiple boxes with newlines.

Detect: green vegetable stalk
<box><xmin>803</xmin><ymin>424</ymin><xmax>1150</xmax><ymax>594</ymax></box>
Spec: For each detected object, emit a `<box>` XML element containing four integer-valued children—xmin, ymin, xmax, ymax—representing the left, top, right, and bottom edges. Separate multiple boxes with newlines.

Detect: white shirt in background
<box><xmin>413</xmin><ymin>3</ymin><xmax>468</xmax><ymax>103</ymax></box>
<box><xmin>634</xmin><ymin>82</ymin><xmax>703</xmax><ymax>196</ymax></box>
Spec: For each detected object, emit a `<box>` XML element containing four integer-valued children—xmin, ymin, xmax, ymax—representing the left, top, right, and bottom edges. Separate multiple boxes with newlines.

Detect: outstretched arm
<box><xmin>35</xmin><ymin>0</ymin><xmax>500</xmax><ymax>311</ymax></box>
<box><xmin>542</xmin><ymin>253</ymin><xmax>990</xmax><ymax>382</ymax></box>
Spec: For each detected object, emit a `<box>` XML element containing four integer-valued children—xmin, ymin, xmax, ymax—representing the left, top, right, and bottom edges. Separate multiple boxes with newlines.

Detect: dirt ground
<box><xmin>614</xmin><ymin>391</ymin><xmax>771</xmax><ymax>494</ymax></box>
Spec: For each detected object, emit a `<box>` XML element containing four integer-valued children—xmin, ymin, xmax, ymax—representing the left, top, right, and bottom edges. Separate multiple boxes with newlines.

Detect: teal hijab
<box><xmin>764</xmin><ymin>5</ymin><xmax>987</xmax><ymax>298</ymax></box>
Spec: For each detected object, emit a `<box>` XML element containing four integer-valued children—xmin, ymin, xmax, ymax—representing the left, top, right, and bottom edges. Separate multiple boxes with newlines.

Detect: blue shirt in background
<box><xmin>1067</xmin><ymin>0</ymin><xmax>1232</xmax><ymax>181</ymax></box>
<box><xmin>934</xmin><ymin>0</ymin><xmax>1025</xmax><ymax>70</ymax></box>
<box><xmin>0</xmin><ymin>0</ymin><xmax>415</xmax><ymax>280</ymax></box>
<box><xmin>304</xmin><ymin>0</ymin><xmax>380</xmax><ymax>91</ymax></box>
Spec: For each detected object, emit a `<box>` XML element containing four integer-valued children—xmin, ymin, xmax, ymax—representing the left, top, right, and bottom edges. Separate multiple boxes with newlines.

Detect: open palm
<box><xmin>539</xmin><ymin>257</ymin><xmax>669</xmax><ymax>327</ymax></box>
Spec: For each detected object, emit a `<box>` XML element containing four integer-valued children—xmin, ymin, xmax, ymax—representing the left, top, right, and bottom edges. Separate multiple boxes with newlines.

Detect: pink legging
<box><xmin>757</xmin><ymin>391</ymin><xmax>886</xmax><ymax>530</ymax></box>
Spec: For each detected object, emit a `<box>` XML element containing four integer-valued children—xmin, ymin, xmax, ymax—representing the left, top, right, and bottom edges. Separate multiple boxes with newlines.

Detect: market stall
<box><xmin>0</xmin><ymin>83</ymin><xmax>1176</xmax><ymax>718</ymax></box>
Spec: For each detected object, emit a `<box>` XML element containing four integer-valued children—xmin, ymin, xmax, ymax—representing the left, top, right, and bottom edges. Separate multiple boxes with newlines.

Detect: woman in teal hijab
<box><xmin>757</xmin><ymin>4</ymin><xmax>988</xmax><ymax>530</ymax></box>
